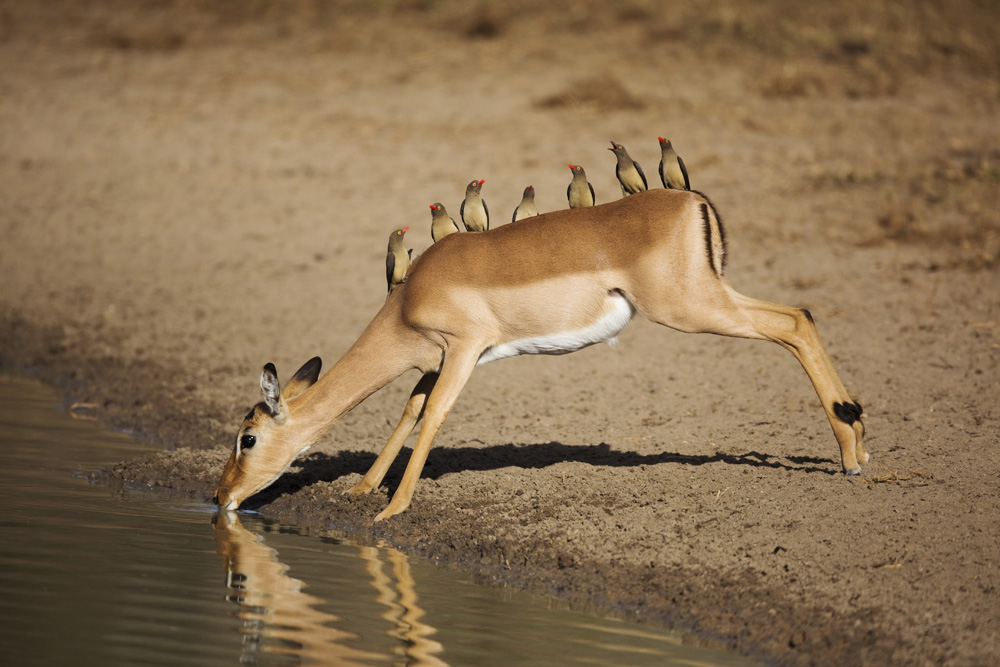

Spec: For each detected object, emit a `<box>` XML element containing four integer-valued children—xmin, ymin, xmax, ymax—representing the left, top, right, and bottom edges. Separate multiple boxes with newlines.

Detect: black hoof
<box><xmin>846</xmin><ymin>468</ymin><xmax>862</xmax><ymax>476</ymax></box>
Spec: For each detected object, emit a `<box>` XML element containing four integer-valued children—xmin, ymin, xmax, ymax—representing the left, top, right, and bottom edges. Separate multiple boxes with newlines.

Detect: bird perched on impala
<box><xmin>658</xmin><ymin>137</ymin><xmax>690</xmax><ymax>191</ymax></box>
<box><xmin>460</xmin><ymin>179</ymin><xmax>489</xmax><ymax>232</ymax></box>
<box><xmin>429</xmin><ymin>202</ymin><xmax>460</xmax><ymax>243</ymax></box>
<box><xmin>385</xmin><ymin>227</ymin><xmax>412</xmax><ymax>294</ymax></box>
<box><xmin>567</xmin><ymin>164</ymin><xmax>596</xmax><ymax>208</ymax></box>
<box><xmin>608</xmin><ymin>141</ymin><xmax>647</xmax><ymax>196</ymax></box>
<box><xmin>512</xmin><ymin>185</ymin><xmax>538</xmax><ymax>222</ymax></box>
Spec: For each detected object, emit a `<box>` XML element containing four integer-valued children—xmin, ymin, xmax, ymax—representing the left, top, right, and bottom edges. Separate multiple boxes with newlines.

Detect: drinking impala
<box><xmin>214</xmin><ymin>188</ymin><xmax>867</xmax><ymax>521</ymax></box>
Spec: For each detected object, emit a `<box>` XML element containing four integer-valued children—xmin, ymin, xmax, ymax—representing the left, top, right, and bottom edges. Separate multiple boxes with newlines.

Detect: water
<box><xmin>0</xmin><ymin>372</ymin><xmax>753</xmax><ymax>666</ymax></box>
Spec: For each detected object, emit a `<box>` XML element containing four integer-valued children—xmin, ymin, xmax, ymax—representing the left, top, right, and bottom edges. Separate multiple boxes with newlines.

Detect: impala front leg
<box><xmin>375</xmin><ymin>347</ymin><xmax>482</xmax><ymax>522</ymax></box>
<box><xmin>348</xmin><ymin>372</ymin><xmax>438</xmax><ymax>495</ymax></box>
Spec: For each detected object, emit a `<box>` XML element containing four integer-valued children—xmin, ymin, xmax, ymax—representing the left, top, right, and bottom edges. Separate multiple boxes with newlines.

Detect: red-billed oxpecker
<box><xmin>512</xmin><ymin>185</ymin><xmax>538</xmax><ymax>222</ymax></box>
<box><xmin>567</xmin><ymin>164</ymin><xmax>596</xmax><ymax>208</ymax></box>
<box><xmin>429</xmin><ymin>202</ymin><xmax>460</xmax><ymax>243</ymax></box>
<box><xmin>658</xmin><ymin>137</ymin><xmax>690</xmax><ymax>191</ymax></box>
<box><xmin>385</xmin><ymin>227</ymin><xmax>412</xmax><ymax>294</ymax></box>
<box><xmin>459</xmin><ymin>179</ymin><xmax>489</xmax><ymax>232</ymax></box>
<box><xmin>608</xmin><ymin>141</ymin><xmax>648</xmax><ymax>196</ymax></box>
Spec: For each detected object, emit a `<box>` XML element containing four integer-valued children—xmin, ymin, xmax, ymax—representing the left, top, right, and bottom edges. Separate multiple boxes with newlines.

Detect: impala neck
<box><xmin>289</xmin><ymin>301</ymin><xmax>427</xmax><ymax>444</ymax></box>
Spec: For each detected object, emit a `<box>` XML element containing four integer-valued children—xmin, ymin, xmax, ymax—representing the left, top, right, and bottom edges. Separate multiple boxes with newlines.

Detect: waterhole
<box><xmin>0</xmin><ymin>372</ymin><xmax>753</xmax><ymax>666</ymax></box>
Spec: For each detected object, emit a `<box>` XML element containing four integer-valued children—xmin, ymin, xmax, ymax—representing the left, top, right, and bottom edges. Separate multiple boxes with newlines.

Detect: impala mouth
<box><xmin>213</xmin><ymin>491</ymin><xmax>240</xmax><ymax>511</ymax></box>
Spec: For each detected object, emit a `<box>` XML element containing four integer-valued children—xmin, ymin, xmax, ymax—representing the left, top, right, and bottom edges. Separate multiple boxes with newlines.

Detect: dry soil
<box><xmin>1</xmin><ymin>1</ymin><xmax>998</xmax><ymax>664</ymax></box>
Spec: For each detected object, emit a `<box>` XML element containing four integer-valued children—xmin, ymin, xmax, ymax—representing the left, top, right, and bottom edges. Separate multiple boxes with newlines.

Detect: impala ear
<box><xmin>283</xmin><ymin>357</ymin><xmax>322</xmax><ymax>400</ymax></box>
<box><xmin>259</xmin><ymin>363</ymin><xmax>286</xmax><ymax>420</ymax></box>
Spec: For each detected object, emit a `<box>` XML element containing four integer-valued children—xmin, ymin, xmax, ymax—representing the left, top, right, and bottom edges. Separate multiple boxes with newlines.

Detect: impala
<box><xmin>214</xmin><ymin>188</ymin><xmax>867</xmax><ymax>521</ymax></box>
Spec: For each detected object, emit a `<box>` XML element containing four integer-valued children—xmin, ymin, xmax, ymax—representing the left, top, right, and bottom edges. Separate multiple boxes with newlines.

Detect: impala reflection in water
<box><xmin>213</xmin><ymin>511</ymin><xmax>445</xmax><ymax>666</ymax></box>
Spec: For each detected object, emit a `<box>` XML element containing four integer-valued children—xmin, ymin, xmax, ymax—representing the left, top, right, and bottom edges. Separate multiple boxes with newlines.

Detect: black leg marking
<box><xmin>833</xmin><ymin>401</ymin><xmax>862</xmax><ymax>425</ymax></box>
<box><xmin>801</xmin><ymin>308</ymin><xmax>814</xmax><ymax>324</ymax></box>
<box><xmin>853</xmin><ymin>401</ymin><xmax>865</xmax><ymax>437</ymax></box>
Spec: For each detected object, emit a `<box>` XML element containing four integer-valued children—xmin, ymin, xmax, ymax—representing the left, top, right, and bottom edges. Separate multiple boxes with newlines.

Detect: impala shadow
<box><xmin>246</xmin><ymin>441</ymin><xmax>838</xmax><ymax>508</ymax></box>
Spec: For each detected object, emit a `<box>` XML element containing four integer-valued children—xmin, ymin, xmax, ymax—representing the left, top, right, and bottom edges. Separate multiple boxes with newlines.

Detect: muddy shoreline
<box><xmin>2</xmin><ymin>1</ymin><xmax>998</xmax><ymax>664</ymax></box>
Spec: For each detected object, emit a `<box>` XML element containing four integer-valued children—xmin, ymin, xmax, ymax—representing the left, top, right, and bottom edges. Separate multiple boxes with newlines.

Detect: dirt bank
<box><xmin>2</xmin><ymin>1</ymin><xmax>998</xmax><ymax>664</ymax></box>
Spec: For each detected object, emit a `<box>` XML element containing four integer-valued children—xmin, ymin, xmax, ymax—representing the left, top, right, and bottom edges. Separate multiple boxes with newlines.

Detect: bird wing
<box><xmin>566</xmin><ymin>182</ymin><xmax>572</xmax><ymax>204</ymax></box>
<box><xmin>678</xmin><ymin>155</ymin><xmax>690</xmax><ymax>190</ymax></box>
<box><xmin>588</xmin><ymin>182</ymin><xmax>595</xmax><ymax>205</ymax></box>
<box><xmin>460</xmin><ymin>199</ymin><xmax>474</xmax><ymax>231</ymax></box>
<box><xmin>635</xmin><ymin>161</ymin><xmax>648</xmax><ymax>190</ymax></box>
<box><xmin>511</xmin><ymin>205</ymin><xmax>518</xmax><ymax>223</ymax></box>
<box><xmin>482</xmin><ymin>199</ymin><xmax>489</xmax><ymax>229</ymax></box>
<box><xmin>385</xmin><ymin>251</ymin><xmax>395</xmax><ymax>293</ymax></box>
<box><xmin>658</xmin><ymin>159</ymin><xmax>665</xmax><ymax>188</ymax></box>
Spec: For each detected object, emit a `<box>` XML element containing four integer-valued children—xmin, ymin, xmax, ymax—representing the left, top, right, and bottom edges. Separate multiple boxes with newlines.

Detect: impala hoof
<box><xmin>846</xmin><ymin>468</ymin><xmax>862</xmax><ymax>476</ymax></box>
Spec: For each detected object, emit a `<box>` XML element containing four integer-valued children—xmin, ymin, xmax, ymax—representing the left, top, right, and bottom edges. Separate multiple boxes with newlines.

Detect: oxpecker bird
<box><xmin>608</xmin><ymin>141</ymin><xmax>647</xmax><ymax>196</ymax></box>
<box><xmin>429</xmin><ymin>202</ymin><xmax>460</xmax><ymax>242</ymax></box>
<box><xmin>658</xmin><ymin>137</ymin><xmax>690</xmax><ymax>190</ymax></box>
<box><xmin>460</xmin><ymin>179</ymin><xmax>489</xmax><ymax>232</ymax></box>
<box><xmin>512</xmin><ymin>185</ymin><xmax>538</xmax><ymax>222</ymax></box>
<box><xmin>567</xmin><ymin>164</ymin><xmax>596</xmax><ymax>208</ymax></box>
<box><xmin>385</xmin><ymin>227</ymin><xmax>412</xmax><ymax>294</ymax></box>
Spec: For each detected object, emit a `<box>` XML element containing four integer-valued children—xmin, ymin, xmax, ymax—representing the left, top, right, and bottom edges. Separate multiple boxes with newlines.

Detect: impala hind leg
<box><xmin>729</xmin><ymin>291</ymin><xmax>868</xmax><ymax>473</ymax></box>
<box><xmin>347</xmin><ymin>372</ymin><xmax>439</xmax><ymax>495</ymax></box>
<box><xmin>640</xmin><ymin>283</ymin><xmax>867</xmax><ymax>473</ymax></box>
<box><xmin>375</xmin><ymin>346</ymin><xmax>482</xmax><ymax>522</ymax></box>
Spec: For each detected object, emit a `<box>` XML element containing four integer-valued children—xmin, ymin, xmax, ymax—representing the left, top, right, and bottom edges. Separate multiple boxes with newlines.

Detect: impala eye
<box><xmin>240</xmin><ymin>434</ymin><xmax>257</xmax><ymax>450</ymax></box>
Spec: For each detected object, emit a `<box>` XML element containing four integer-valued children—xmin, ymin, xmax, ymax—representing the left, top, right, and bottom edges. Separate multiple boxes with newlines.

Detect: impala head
<box><xmin>213</xmin><ymin>357</ymin><xmax>322</xmax><ymax>510</ymax></box>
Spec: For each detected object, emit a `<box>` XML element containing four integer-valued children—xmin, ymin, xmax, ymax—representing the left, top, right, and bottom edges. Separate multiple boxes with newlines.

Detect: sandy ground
<box><xmin>2</xmin><ymin>1</ymin><xmax>999</xmax><ymax>664</ymax></box>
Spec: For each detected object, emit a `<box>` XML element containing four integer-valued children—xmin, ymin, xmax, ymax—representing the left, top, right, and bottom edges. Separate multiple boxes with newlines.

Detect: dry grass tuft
<box><xmin>535</xmin><ymin>74</ymin><xmax>646</xmax><ymax>111</ymax></box>
<box><xmin>868</xmin><ymin>471</ymin><xmax>929</xmax><ymax>484</ymax></box>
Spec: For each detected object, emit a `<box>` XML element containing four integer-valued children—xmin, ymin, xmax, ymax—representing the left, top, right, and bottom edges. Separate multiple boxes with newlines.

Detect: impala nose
<box><xmin>212</xmin><ymin>494</ymin><xmax>219</xmax><ymax>505</ymax></box>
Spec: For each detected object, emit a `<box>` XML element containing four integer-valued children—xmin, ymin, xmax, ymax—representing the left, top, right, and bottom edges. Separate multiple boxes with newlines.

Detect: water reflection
<box><xmin>214</xmin><ymin>511</ymin><xmax>447</xmax><ymax>666</ymax></box>
<box><xmin>213</xmin><ymin>511</ymin><xmax>381</xmax><ymax>665</ymax></box>
<box><xmin>360</xmin><ymin>544</ymin><xmax>446</xmax><ymax>666</ymax></box>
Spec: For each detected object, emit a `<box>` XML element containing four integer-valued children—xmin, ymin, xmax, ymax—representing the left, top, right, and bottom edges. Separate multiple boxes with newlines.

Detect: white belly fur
<box><xmin>477</xmin><ymin>292</ymin><xmax>635</xmax><ymax>366</ymax></box>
